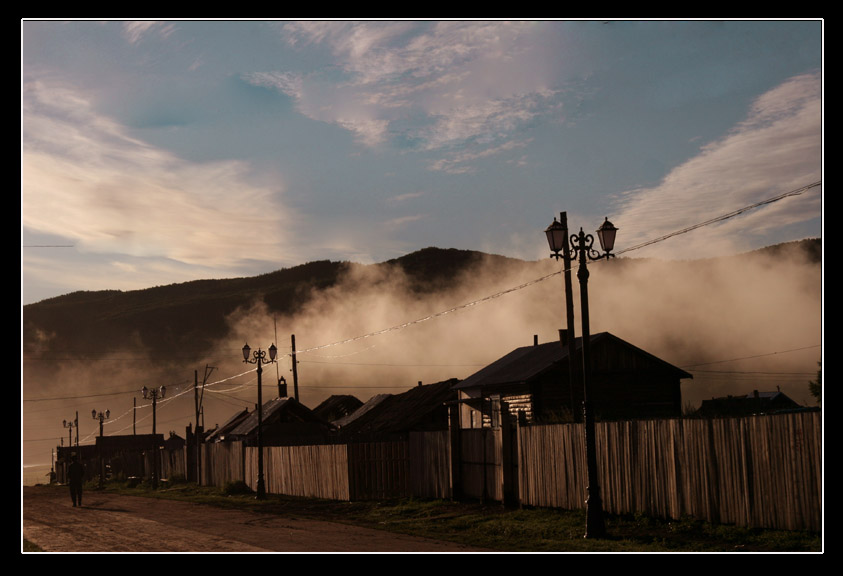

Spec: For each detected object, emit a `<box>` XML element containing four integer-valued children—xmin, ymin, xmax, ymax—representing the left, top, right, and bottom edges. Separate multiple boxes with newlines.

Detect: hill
<box><xmin>21</xmin><ymin>247</ymin><xmax>528</xmax><ymax>368</ymax></box>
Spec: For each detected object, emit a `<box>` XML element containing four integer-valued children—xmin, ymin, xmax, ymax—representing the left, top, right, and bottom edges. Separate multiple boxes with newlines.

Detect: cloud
<box><xmin>611</xmin><ymin>72</ymin><xmax>822</xmax><ymax>259</ymax></box>
<box><xmin>122</xmin><ymin>21</ymin><xmax>176</xmax><ymax>45</ymax></box>
<box><xmin>250</xmin><ymin>21</ymin><xmax>560</xmax><ymax>160</ymax></box>
<box><xmin>22</xmin><ymin>80</ymin><xmax>291</xmax><ymax>272</ymax></box>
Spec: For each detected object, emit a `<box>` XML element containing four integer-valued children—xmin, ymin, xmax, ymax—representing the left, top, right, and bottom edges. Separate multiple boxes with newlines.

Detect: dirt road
<box><xmin>22</xmin><ymin>485</ymin><xmax>486</xmax><ymax>553</ymax></box>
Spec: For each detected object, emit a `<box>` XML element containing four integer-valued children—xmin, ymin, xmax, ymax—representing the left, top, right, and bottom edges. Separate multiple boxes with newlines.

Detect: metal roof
<box><xmin>453</xmin><ymin>332</ymin><xmax>692</xmax><ymax>391</ymax></box>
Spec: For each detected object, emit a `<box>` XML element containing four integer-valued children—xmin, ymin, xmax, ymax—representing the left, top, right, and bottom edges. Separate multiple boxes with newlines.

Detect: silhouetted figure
<box><xmin>68</xmin><ymin>455</ymin><xmax>84</xmax><ymax>507</ymax></box>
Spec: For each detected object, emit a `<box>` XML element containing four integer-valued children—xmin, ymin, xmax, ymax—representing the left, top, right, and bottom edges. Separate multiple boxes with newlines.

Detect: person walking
<box><xmin>68</xmin><ymin>454</ymin><xmax>84</xmax><ymax>507</ymax></box>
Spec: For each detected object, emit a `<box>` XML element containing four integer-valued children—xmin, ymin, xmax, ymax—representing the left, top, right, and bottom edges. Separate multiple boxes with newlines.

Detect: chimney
<box><xmin>418</xmin><ymin>381</ymin><xmax>423</xmax><ymax>387</ymax></box>
<box><xmin>533</xmin><ymin>334</ymin><xmax>539</xmax><ymax>347</ymax></box>
<box><xmin>558</xmin><ymin>329</ymin><xmax>568</xmax><ymax>346</ymax></box>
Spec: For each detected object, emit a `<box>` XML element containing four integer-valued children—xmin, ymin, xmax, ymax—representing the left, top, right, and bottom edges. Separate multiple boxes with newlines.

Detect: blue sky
<box><xmin>21</xmin><ymin>20</ymin><xmax>823</xmax><ymax>305</ymax></box>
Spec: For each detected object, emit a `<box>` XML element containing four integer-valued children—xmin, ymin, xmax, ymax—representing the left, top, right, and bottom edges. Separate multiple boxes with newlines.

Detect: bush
<box><xmin>223</xmin><ymin>480</ymin><xmax>253</xmax><ymax>495</ymax></box>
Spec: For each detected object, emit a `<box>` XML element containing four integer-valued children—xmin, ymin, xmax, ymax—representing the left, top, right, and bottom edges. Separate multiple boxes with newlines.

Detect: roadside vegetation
<box><xmin>86</xmin><ymin>478</ymin><xmax>820</xmax><ymax>552</ymax></box>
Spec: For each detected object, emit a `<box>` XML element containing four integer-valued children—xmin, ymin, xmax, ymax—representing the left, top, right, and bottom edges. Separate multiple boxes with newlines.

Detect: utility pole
<box><xmin>291</xmin><ymin>334</ymin><xmax>300</xmax><ymax>402</ymax></box>
<box><xmin>133</xmin><ymin>397</ymin><xmax>137</xmax><ymax>435</ymax></box>
<box><xmin>195</xmin><ymin>365</ymin><xmax>214</xmax><ymax>485</ymax></box>
<box><xmin>195</xmin><ymin>369</ymin><xmax>200</xmax><ymax>484</ymax></box>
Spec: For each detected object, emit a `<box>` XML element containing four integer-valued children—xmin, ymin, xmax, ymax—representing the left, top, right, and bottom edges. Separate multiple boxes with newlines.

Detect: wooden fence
<box><xmin>92</xmin><ymin>412</ymin><xmax>819</xmax><ymax>532</ymax></box>
<box><xmin>245</xmin><ymin>444</ymin><xmax>350</xmax><ymax>500</ymax></box>
<box><xmin>517</xmin><ymin>412</ymin><xmax>822</xmax><ymax>532</ymax></box>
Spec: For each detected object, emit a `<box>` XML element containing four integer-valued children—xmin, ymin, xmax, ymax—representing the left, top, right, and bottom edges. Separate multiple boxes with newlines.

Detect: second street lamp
<box><xmin>545</xmin><ymin>213</ymin><xmax>618</xmax><ymax>539</ymax></box>
<box><xmin>242</xmin><ymin>342</ymin><xmax>277</xmax><ymax>500</ymax></box>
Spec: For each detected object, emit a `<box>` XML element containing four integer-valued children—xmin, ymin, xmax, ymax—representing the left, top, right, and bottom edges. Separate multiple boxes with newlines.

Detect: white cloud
<box><xmin>22</xmin><ymin>80</ymin><xmax>291</xmax><ymax>271</ymax></box>
<box><xmin>611</xmin><ymin>72</ymin><xmax>822</xmax><ymax>259</ymax></box>
<box><xmin>122</xmin><ymin>21</ymin><xmax>176</xmax><ymax>45</ymax></box>
<box><xmin>258</xmin><ymin>21</ymin><xmax>560</xmax><ymax>159</ymax></box>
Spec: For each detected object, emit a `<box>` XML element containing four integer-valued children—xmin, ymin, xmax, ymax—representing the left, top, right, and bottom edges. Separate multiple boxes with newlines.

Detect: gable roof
<box><xmin>333</xmin><ymin>394</ymin><xmax>392</xmax><ymax>428</ymax></box>
<box><xmin>336</xmin><ymin>380</ymin><xmax>457</xmax><ymax>439</ymax></box>
<box><xmin>313</xmin><ymin>394</ymin><xmax>364</xmax><ymax>423</ymax></box>
<box><xmin>225</xmin><ymin>397</ymin><xmax>331</xmax><ymax>438</ymax></box>
<box><xmin>453</xmin><ymin>332</ymin><xmax>692</xmax><ymax>391</ymax></box>
<box><xmin>697</xmin><ymin>389</ymin><xmax>803</xmax><ymax>416</ymax></box>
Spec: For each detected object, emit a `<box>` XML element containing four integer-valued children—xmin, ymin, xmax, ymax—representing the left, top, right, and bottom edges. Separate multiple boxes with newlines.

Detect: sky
<box><xmin>21</xmin><ymin>19</ymin><xmax>823</xmax><ymax>306</ymax></box>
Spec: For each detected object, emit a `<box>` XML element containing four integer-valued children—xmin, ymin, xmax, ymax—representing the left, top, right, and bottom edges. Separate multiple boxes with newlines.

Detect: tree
<box><xmin>808</xmin><ymin>362</ymin><xmax>821</xmax><ymax>404</ymax></box>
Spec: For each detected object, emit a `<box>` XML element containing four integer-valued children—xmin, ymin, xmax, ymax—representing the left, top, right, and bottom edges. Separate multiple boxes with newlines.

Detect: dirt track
<box><xmin>22</xmin><ymin>485</ymin><xmax>487</xmax><ymax>553</ymax></box>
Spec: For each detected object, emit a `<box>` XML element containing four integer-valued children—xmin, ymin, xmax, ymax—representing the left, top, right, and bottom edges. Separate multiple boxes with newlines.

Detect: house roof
<box><xmin>225</xmin><ymin>397</ymin><xmax>331</xmax><ymax>438</ymax></box>
<box><xmin>336</xmin><ymin>380</ymin><xmax>457</xmax><ymax>438</ymax></box>
<box><xmin>313</xmin><ymin>394</ymin><xmax>364</xmax><ymax>423</ymax></box>
<box><xmin>453</xmin><ymin>332</ymin><xmax>692</xmax><ymax>391</ymax></box>
<box><xmin>332</xmin><ymin>394</ymin><xmax>392</xmax><ymax>428</ymax></box>
<box><xmin>697</xmin><ymin>389</ymin><xmax>802</xmax><ymax>416</ymax></box>
<box><xmin>205</xmin><ymin>407</ymin><xmax>250</xmax><ymax>442</ymax></box>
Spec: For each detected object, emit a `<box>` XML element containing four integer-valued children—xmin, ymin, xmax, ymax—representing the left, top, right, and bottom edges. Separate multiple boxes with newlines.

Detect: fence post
<box><xmin>448</xmin><ymin>403</ymin><xmax>462</xmax><ymax>500</ymax></box>
<box><xmin>500</xmin><ymin>401</ymin><xmax>518</xmax><ymax>507</ymax></box>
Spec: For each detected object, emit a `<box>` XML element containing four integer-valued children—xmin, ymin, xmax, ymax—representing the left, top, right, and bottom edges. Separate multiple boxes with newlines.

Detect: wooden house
<box><xmin>453</xmin><ymin>332</ymin><xmax>692</xmax><ymax>427</ymax></box>
<box><xmin>334</xmin><ymin>379</ymin><xmax>457</xmax><ymax>442</ymax></box>
<box><xmin>696</xmin><ymin>388</ymin><xmax>804</xmax><ymax>417</ymax></box>
<box><xmin>313</xmin><ymin>394</ymin><xmax>364</xmax><ymax>423</ymax></box>
<box><xmin>217</xmin><ymin>397</ymin><xmax>335</xmax><ymax>446</ymax></box>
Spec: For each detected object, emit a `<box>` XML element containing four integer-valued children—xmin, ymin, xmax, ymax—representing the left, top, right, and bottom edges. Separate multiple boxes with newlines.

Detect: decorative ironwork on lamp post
<box><xmin>92</xmin><ymin>409</ymin><xmax>110</xmax><ymax>487</ymax></box>
<box><xmin>62</xmin><ymin>413</ymin><xmax>79</xmax><ymax>451</ymax></box>
<box><xmin>142</xmin><ymin>385</ymin><xmax>166</xmax><ymax>489</ymax></box>
<box><xmin>242</xmin><ymin>342</ymin><xmax>277</xmax><ymax>500</ymax></box>
<box><xmin>545</xmin><ymin>214</ymin><xmax>618</xmax><ymax>539</ymax></box>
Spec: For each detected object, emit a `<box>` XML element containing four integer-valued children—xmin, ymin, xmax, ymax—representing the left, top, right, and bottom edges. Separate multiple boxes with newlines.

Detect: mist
<box><xmin>22</xmin><ymin>242</ymin><xmax>821</xmax><ymax>466</ymax></box>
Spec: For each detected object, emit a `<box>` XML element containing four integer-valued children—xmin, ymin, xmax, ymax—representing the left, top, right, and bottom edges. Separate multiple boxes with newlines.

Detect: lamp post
<box><xmin>62</xmin><ymin>414</ymin><xmax>78</xmax><ymax>451</ymax></box>
<box><xmin>545</xmin><ymin>214</ymin><xmax>618</xmax><ymax>539</ymax></box>
<box><xmin>242</xmin><ymin>342</ymin><xmax>277</xmax><ymax>500</ymax></box>
<box><xmin>142</xmin><ymin>385</ymin><xmax>166</xmax><ymax>489</ymax></box>
<box><xmin>92</xmin><ymin>409</ymin><xmax>110</xmax><ymax>487</ymax></box>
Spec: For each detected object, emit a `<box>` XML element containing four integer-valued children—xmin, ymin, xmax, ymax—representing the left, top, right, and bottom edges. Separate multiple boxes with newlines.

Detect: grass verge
<box><xmin>95</xmin><ymin>480</ymin><xmax>820</xmax><ymax>552</ymax></box>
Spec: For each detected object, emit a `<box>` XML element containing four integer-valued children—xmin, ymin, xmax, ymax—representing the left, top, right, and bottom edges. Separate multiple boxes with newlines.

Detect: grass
<box><xmin>93</xmin><ymin>480</ymin><xmax>821</xmax><ymax>552</ymax></box>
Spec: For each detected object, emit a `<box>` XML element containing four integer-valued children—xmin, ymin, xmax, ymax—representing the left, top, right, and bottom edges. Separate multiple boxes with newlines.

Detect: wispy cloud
<box><xmin>248</xmin><ymin>21</ymin><xmax>560</xmax><ymax>162</ymax></box>
<box><xmin>122</xmin><ymin>21</ymin><xmax>176</xmax><ymax>45</ymax></box>
<box><xmin>611</xmin><ymin>72</ymin><xmax>822</xmax><ymax>258</ymax></box>
<box><xmin>22</xmin><ymin>80</ymin><xmax>291</xmax><ymax>271</ymax></box>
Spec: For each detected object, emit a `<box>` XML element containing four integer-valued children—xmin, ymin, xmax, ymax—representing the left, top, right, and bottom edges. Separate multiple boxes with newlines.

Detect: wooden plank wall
<box><xmin>347</xmin><ymin>442</ymin><xmax>410</xmax><ymax>501</ymax></box>
<box><xmin>460</xmin><ymin>428</ymin><xmax>502</xmax><ymax>502</ymax></box>
<box><xmin>201</xmin><ymin>441</ymin><xmax>244</xmax><ymax>488</ymax></box>
<box><xmin>410</xmin><ymin>430</ymin><xmax>452</xmax><ymax>499</ymax></box>
<box><xmin>247</xmin><ymin>444</ymin><xmax>350</xmax><ymax>501</ymax></box>
<box><xmin>518</xmin><ymin>412</ymin><xmax>821</xmax><ymax>532</ymax></box>
<box><xmin>160</xmin><ymin>448</ymin><xmax>186</xmax><ymax>480</ymax></box>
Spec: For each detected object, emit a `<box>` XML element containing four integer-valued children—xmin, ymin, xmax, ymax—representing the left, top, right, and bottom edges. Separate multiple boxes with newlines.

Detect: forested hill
<box><xmin>21</xmin><ymin>240</ymin><xmax>820</xmax><ymax>369</ymax></box>
<box><xmin>21</xmin><ymin>247</ymin><xmax>525</xmax><ymax>364</ymax></box>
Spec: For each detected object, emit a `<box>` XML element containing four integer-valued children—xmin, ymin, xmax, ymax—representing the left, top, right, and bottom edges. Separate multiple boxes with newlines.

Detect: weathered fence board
<box><xmin>410</xmin><ymin>430</ymin><xmax>452</xmax><ymax>499</ymax></box>
<box><xmin>517</xmin><ymin>412</ymin><xmax>821</xmax><ymax>532</ymax></box>
<box><xmin>347</xmin><ymin>442</ymin><xmax>410</xmax><ymax>500</ymax></box>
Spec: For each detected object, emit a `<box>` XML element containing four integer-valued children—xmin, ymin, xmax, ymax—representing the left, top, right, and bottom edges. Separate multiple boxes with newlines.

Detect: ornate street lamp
<box><xmin>142</xmin><ymin>385</ymin><xmax>166</xmax><ymax>489</ymax></box>
<box><xmin>545</xmin><ymin>213</ymin><xmax>618</xmax><ymax>539</ymax></box>
<box><xmin>242</xmin><ymin>342</ymin><xmax>278</xmax><ymax>499</ymax></box>
<box><xmin>92</xmin><ymin>409</ymin><xmax>110</xmax><ymax>487</ymax></box>
<box><xmin>62</xmin><ymin>412</ymin><xmax>79</xmax><ymax>450</ymax></box>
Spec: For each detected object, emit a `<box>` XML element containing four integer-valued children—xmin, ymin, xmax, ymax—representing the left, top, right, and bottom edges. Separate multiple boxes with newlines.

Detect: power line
<box><xmin>615</xmin><ymin>181</ymin><xmax>821</xmax><ymax>256</ymax></box>
<box><xmin>681</xmin><ymin>345</ymin><xmax>821</xmax><ymax>368</ymax></box>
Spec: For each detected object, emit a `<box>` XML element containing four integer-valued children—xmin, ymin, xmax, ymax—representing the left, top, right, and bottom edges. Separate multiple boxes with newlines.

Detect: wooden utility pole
<box><xmin>291</xmin><ymin>334</ymin><xmax>300</xmax><ymax>402</ymax></box>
